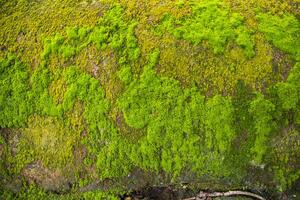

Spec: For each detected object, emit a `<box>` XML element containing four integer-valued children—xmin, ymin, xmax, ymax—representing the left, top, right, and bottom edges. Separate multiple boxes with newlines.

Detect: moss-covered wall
<box><xmin>0</xmin><ymin>0</ymin><xmax>299</xmax><ymax>199</ymax></box>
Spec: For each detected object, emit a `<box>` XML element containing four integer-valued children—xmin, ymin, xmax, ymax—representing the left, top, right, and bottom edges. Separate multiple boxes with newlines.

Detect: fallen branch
<box><xmin>183</xmin><ymin>190</ymin><xmax>266</xmax><ymax>200</ymax></box>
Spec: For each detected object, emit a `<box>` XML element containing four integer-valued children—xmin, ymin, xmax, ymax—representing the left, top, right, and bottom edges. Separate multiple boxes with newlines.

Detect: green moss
<box><xmin>0</xmin><ymin>183</ymin><xmax>119</xmax><ymax>200</ymax></box>
<box><xmin>276</xmin><ymin>82</ymin><xmax>298</xmax><ymax>110</ymax></box>
<box><xmin>10</xmin><ymin>184</ymin><xmax>49</xmax><ymax>200</ymax></box>
<box><xmin>117</xmin><ymin>65</ymin><xmax>132</xmax><ymax>84</ymax></box>
<box><xmin>0</xmin><ymin>134</ymin><xmax>9</xmax><ymax>180</ymax></box>
<box><xmin>0</xmin><ymin>54</ymin><xmax>30</xmax><ymax>127</ymax></box>
<box><xmin>270</xmin><ymin>129</ymin><xmax>300</xmax><ymax>192</ymax></box>
<box><xmin>60</xmin><ymin>66</ymin><xmax>111</xmax><ymax>154</ymax></box>
<box><xmin>204</xmin><ymin>95</ymin><xmax>235</xmax><ymax>153</ymax></box>
<box><xmin>287</xmin><ymin>62</ymin><xmax>300</xmax><ymax>90</ymax></box>
<box><xmin>96</xmin><ymin>136</ymin><xmax>133</xmax><ymax>179</ymax></box>
<box><xmin>41</xmin><ymin>4</ymin><xmax>140</xmax><ymax>63</ymax></box>
<box><xmin>257</xmin><ymin>12</ymin><xmax>300</xmax><ymax>60</ymax></box>
<box><xmin>82</xmin><ymin>190</ymin><xmax>119</xmax><ymax>200</ymax></box>
<box><xmin>117</xmin><ymin>50</ymin><xmax>240</xmax><ymax>177</ymax></box>
<box><xmin>155</xmin><ymin>0</ymin><xmax>254</xmax><ymax>57</ymax></box>
<box><xmin>144</xmin><ymin>13</ymin><xmax>274</xmax><ymax>94</ymax></box>
<box><xmin>287</xmin><ymin>62</ymin><xmax>300</xmax><ymax>125</ymax></box>
<box><xmin>249</xmin><ymin>93</ymin><xmax>275</xmax><ymax>163</ymax></box>
<box><xmin>28</xmin><ymin>66</ymin><xmax>59</xmax><ymax>116</ymax></box>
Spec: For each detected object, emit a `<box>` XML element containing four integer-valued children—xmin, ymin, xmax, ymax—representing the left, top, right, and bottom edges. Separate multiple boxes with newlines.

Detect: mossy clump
<box><xmin>155</xmin><ymin>0</ymin><xmax>254</xmax><ymax>57</ymax></box>
<box><xmin>0</xmin><ymin>54</ymin><xmax>30</xmax><ymax>127</ymax></box>
<box><xmin>257</xmin><ymin>13</ymin><xmax>300</xmax><ymax>60</ymax></box>
<box><xmin>42</xmin><ymin>4</ymin><xmax>140</xmax><ymax>71</ymax></box>
<box><xmin>117</xmin><ymin>50</ymin><xmax>238</xmax><ymax>177</ymax></box>
<box><xmin>249</xmin><ymin>93</ymin><xmax>275</xmax><ymax>163</ymax></box>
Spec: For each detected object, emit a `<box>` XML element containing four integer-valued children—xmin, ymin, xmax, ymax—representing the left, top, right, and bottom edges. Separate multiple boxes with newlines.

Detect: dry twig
<box><xmin>183</xmin><ymin>190</ymin><xmax>266</xmax><ymax>200</ymax></box>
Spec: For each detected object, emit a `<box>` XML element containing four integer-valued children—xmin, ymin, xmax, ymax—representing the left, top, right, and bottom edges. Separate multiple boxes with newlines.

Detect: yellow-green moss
<box><xmin>20</xmin><ymin>115</ymin><xmax>80</xmax><ymax>169</ymax></box>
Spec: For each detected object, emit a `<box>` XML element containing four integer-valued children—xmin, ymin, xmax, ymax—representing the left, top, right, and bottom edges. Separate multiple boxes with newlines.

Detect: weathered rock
<box><xmin>22</xmin><ymin>161</ymin><xmax>71</xmax><ymax>192</ymax></box>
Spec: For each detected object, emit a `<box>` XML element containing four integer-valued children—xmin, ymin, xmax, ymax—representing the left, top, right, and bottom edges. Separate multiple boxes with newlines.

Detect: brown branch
<box><xmin>182</xmin><ymin>190</ymin><xmax>266</xmax><ymax>200</ymax></box>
